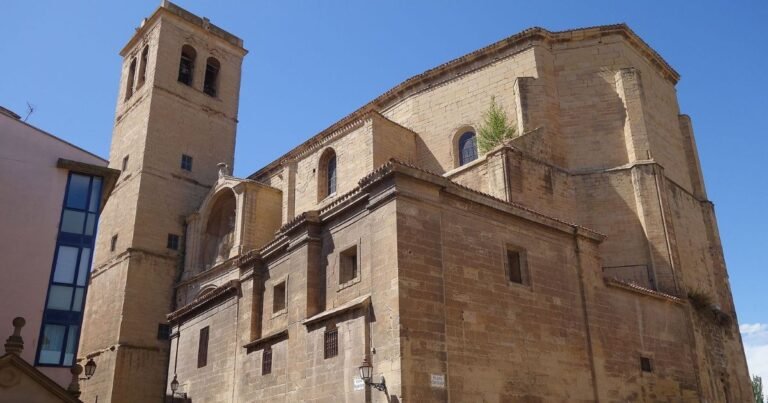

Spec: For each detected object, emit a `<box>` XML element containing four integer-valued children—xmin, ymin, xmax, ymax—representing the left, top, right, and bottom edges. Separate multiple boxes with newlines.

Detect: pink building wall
<box><xmin>0</xmin><ymin>109</ymin><xmax>107</xmax><ymax>386</ymax></box>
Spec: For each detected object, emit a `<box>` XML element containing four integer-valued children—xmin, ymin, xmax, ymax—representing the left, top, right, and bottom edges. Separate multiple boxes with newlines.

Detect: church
<box><xmin>76</xmin><ymin>2</ymin><xmax>752</xmax><ymax>402</ymax></box>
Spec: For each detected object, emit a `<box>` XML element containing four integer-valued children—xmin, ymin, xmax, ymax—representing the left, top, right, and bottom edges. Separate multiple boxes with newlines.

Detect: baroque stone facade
<box><xmin>79</xmin><ymin>2</ymin><xmax>753</xmax><ymax>402</ymax></box>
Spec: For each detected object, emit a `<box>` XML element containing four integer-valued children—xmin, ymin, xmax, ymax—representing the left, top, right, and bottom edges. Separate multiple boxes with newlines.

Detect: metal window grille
<box><xmin>324</xmin><ymin>328</ymin><xmax>338</xmax><ymax>359</ymax></box>
<box><xmin>262</xmin><ymin>347</ymin><xmax>272</xmax><ymax>375</ymax></box>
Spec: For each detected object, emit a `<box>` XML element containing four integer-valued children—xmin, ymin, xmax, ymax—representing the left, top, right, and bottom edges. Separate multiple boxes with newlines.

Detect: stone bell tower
<box><xmin>78</xmin><ymin>2</ymin><xmax>246</xmax><ymax>402</ymax></box>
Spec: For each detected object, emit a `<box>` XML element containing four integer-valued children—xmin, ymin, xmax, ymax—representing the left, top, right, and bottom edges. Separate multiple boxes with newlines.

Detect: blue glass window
<box><xmin>458</xmin><ymin>132</ymin><xmax>478</xmax><ymax>166</ymax></box>
<box><xmin>36</xmin><ymin>172</ymin><xmax>102</xmax><ymax>366</ymax></box>
<box><xmin>181</xmin><ymin>154</ymin><xmax>193</xmax><ymax>171</ymax></box>
<box><xmin>327</xmin><ymin>155</ymin><xmax>337</xmax><ymax>196</ymax></box>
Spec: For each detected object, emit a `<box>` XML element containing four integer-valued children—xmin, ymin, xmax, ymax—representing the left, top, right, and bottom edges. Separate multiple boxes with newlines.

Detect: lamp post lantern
<box><xmin>358</xmin><ymin>357</ymin><xmax>386</xmax><ymax>392</ymax></box>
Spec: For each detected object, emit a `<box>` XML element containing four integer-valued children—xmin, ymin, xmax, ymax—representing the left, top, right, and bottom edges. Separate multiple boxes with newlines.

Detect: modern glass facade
<box><xmin>36</xmin><ymin>172</ymin><xmax>102</xmax><ymax>366</ymax></box>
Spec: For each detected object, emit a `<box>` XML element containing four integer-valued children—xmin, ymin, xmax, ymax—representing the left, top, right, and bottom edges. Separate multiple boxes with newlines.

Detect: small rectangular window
<box><xmin>262</xmin><ymin>347</ymin><xmax>272</xmax><ymax>375</ymax></box>
<box><xmin>157</xmin><ymin>324</ymin><xmax>171</xmax><ymax>340</ymax></box>
<box><xmin>339</xmin><ymin>245</ymin><xmax>358</xmax><ymax>284</ymax></box>
<box><xmin>273</xmin><ymin>281</ymin><xmax>286</xmax><ymax>313</ymax></box>
<box><xmin>641</xmin><ymin>357</ymin><xmax>652</xmax><ymax>372</ymax></box>
<box><xmin>181</xmin><ymin>154</ymin><xmax>193</xmax><ymax>171</ymax></box>
<box><xmin>122</xmin><ymin>155</ymin><xmax>129</xmax><ymax>171</ymax></box>
<box><xmin>110</xmin><ymin>235</ymin><xmax>118</xmax><ymax>252</ymax></box>
<box><xmin>324</xmin><ymin>328</ymin><xmax>338</xmax><ymax>359</ymax></box>
<box><xmin>167</xmin><ymin>234</ymin><xmax>180</xmax><ymax>250</ymax></box>
<box><xmin>506</xmin><ymin>249</ymin><xmax>527</xmax><ymax>285</ymax></box>
<box><xmin>198</xmin><ymin>326</ymin><xmax>209</xmax><ymax>368</ymax></box>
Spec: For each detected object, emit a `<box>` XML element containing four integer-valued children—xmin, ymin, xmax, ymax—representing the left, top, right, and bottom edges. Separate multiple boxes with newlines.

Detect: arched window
<box><xmin>203</xmin><ymin>57</ymin><xmax>220</xmax><ymax>97</ymax></box>
<box><xmin>201</xmin><ymin>190</ymin><xmax>236</xmax><ymax>269</ymax></box>
<box><xmin>125</xmin><ymin>57</ymin><xmax>137</xmax><ymax>101</ymax></box>
<box><xmin>178</xmin><ymin>45</ymin><xmax>196</xmax><ymax>86</ymax></box>
<box><xmin>318</xmin><ymin>148</ymin><xmax>337</xmax><ymax>201</ymax></box>
<box><xmin>137</xmin><ymin>45</ymin><xmax>149</xmax><ymax>89</ymax></box>
<box><xmin>458</xmin><ymin>131</ymin><xmax>478</xmax><ymax>166</ymax></box>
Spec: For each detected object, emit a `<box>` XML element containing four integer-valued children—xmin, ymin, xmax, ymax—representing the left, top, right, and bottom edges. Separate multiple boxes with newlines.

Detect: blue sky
<box><xmin>2</xmin><ymin>0</ymin><xmax>767</xmax><ymax>382</ymax></box>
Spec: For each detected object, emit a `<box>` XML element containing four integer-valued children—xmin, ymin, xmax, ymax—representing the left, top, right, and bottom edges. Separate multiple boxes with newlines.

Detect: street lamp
<box><xmin>83</xmin><ymin>358</ymin><xmax>97</xmax><ymax>379</ymax></box>
<box><xmin>170</xmin><ymin>374</ymin><xmax>187</xmax><ymax>399</ymax></box>
<box><xmin>358</xmin><ymin>357</ymin><xmax>386</xmax><ymax>392</ymax></box>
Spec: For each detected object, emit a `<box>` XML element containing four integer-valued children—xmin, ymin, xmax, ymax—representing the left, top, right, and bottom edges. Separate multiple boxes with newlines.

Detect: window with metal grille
<box><xmin>157</xmin><ymin>324</ymin><xmax>171</xmax><ymax>340</ymax></box>
<box><xmin>167</xmin><ymin>234</ymin><xmax>180</xmax><ymax>250</ymax></box>
<box><xmin>339</xmin><ymin>245</ymin><xmax>358</xmax><ymax>284</ymax></box>
<box><xmin>324</xmin><ymin>328</ymin><xmax>338</xmax><ymax>359</ymax></box>
<box><xmin>507</xmin><ymin>250</ymin><xmax>523</xmax><ymax>284</ymax></box>
<box><xmin>198</xmin><ymin>326</ymin><xmax>209</xmax><ymax>368</ymax></box>
<box><xmin>181</xmin><ymin>154</ymin><xmax>193</xmax><ymax>171</ymax></box>
<box><xmin>458</xmin><ymin>131</ymin><xmax>478</xmax><ymax>166</ymax></box>
<box><xmin>262</xmin><ymin>347</ymin><xmax>272</xmax><ymax>375</ymax></box>
<box><xmin>641</xmin><ymin>357</ymin><xmax>652</xmax><ymax>372</ymax></box>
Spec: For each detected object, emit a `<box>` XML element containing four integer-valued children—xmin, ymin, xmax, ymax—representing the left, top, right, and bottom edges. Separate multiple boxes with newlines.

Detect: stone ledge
<box><xmin>168</xmin><ymin>279</ymin><xmax>241</xmax><ymax>323</ymax></box>
<box><xmin>243</xmin><ymin>329</ymin><xmax>288</xmax><ymax>351</ymax></box>
<box><xmin>604</xmin><ymin>277</ymin><xmax>683</xmax><ymax>304</ymax></box>
<box><xmin>302</xmin><ymin>294</ymin><xmax>371</xmax><ymax>327</ymax></box>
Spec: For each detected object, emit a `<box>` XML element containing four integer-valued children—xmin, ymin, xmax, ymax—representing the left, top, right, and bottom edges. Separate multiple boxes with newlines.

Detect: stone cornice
<box><xmin>302</xmin><ymin>294</ymin><xmax>371</xmax><ymax>327</ymax></box>
<box><xmin>604</xmin><ymin>277</ymin><xmax>684</xmax><ymax>304</ymax></box>
<box><xmin>242</xmin><ymin>328</ymin><xmax>288</xmax><ymax>350</ymax></box>
<box><xmin>120</xmin><ymin>1</ymin><xmax>245</xmax><ymax>57</ymax></box>
<box><xmin>237</xmin><ymin>159</ymin><xmax>605</xmax><ymax>273</ymax></box>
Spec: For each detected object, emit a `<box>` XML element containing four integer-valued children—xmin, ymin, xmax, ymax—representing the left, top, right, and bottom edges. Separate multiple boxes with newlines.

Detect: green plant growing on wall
<box><xmin>754</xmin><ymin>375</ymin><xmax>765</xmax><ymax>403</ymax></box>
<box><xmin>477</xmin><ymin>96</ymin><xmax>517</xmax><ymax>154</ymax></box>
<box><xmin>687</xmin><ymin>288</ymin><xmax>733</xmax><ymax>327</ymax></box>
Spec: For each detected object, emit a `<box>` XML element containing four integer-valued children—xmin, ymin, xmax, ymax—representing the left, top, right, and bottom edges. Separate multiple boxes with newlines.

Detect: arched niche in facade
<box><xmin>201</xmin><ymin>188</ymin><xmax>237</xmax><ymax>269</ymax></box>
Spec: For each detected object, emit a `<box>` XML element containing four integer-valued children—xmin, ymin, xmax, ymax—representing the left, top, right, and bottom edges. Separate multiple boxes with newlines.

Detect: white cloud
<box><xmin>740</xmin><ymin>323</ymin><xmax>768</xmax><ymax>336</ymax></box>
<box><xmin>741</xmin><ymin>323</ymin><xmax>768</xmax><ymax>386</ymax></box>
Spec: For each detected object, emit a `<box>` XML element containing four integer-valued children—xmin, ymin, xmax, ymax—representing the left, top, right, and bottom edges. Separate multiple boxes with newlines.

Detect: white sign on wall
<box><xmin>353</xmin><ymin>377</ymin><xmax>365</xmax><ymax>391</ymax></box>
<box><xmin>430</xmin><ymin>373</ymin><xmax>446</xmax><ymax>389</ymax></box>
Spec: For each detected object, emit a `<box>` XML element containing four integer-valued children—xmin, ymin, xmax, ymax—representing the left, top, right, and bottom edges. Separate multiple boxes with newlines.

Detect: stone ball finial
<box><xmin>12</xmin><ymin>317</ymin><xmax>25</xmax><ymax>332</ymax></box>
<box><xmin>70</xmin><ymin>364</ymin><xmax>83</xmax><ymax>376</ymax></box>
